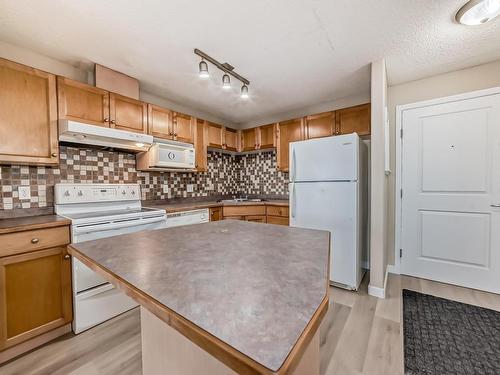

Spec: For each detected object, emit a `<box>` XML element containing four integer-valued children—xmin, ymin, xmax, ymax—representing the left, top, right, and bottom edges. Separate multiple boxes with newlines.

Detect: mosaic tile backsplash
<box><xmin>0</xmin><ymin>145</ymin><xmax>288</xmax><ymax>212</ymax></box>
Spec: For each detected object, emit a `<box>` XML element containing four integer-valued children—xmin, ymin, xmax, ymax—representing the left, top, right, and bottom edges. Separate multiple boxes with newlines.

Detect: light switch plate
<box><xmin>187</xmin><ymin>184</ymin><xmax>194</xmax><ymax>193</ymax></box>
<box><xmin>18</xmin><ymin>186</ymin><xmax>31</xmax><ymax>200</ymax></box>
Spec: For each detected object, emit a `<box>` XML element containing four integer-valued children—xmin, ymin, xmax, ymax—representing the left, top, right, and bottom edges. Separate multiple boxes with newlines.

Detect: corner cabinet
<box><xmin>0</xmin><ymin>225</ymin><xmax>72</xmax><ymax>353</ymax></box>
<box><xmin>195</xmin><ymin>118</ymin><xmax>208</xmax><ymax>172</ymax></box>
<box><xmin>207</xmin><ymin>122</ymin><xmax>224</xmax><ymax>149</ymax></box>
<box><xmin>276</xmin><ymin>118</ymin><xmax>304</xmax><ymax>172</ymax></box>
<box><xmin>241</xmin><ymin>128</ymin><xmax>257</xmax><ymax>151</ymax></box>
<box><xmin>110</xmin><ymin>93</ymin><xmax>148</xmax><ymax>134</ymax></box>
<box><xmin>223</xmin><ymin>127</ymin><xmax>239</xmax><ymax>151</ymax></box>
<box><xmin>0</xmin><ymin>58</ymin><xmax>59</xmax><ymax>165</ymax></box>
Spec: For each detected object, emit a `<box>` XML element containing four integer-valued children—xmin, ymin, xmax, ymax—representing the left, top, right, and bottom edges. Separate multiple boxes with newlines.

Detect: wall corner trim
<box><xmin>368</xmin><ymin>265</ymin><xmax>390</xmax><ymax>299</ymax></box>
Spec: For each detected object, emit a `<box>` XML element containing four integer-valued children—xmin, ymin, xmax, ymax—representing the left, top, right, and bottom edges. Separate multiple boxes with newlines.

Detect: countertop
<box><xmin>146</xmin><ymin>199</ymin><xmax>289</xmax><ymax>213</ymax></box>
<box><xmin>68</xmin><ymin>220</ymin><xmax>329</xmax><ymax>374</ymax></box>
<box><xmin>0</xmin><ymin>214</ymin><xmax>71</xmax><ymax>234</ymax></box>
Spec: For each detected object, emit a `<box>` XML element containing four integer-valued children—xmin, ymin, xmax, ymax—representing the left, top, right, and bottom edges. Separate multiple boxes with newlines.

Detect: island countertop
<box><xmin>68</xmin><ymin>220</ymin><xmax>330</xmax><ymax>374</ymax></box>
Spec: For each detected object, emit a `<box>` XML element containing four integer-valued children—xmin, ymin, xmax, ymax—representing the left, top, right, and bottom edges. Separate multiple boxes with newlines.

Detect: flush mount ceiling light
<box><xmin>222</xmin><ymin>73</ymin><xmax>231</xmax><ymax>89</ymax></box>
<box><xmin>198</xmin><ymin>59</ymin><xmax>209</xmax><ymax>78</ymax></box>
<box><xmin>194</xmin><ymin>48</ymin><xmax>250</xmax><ymax>98</ymax></box>
<box><xmin>456</xmin><ymin>0</ymin><xmax>500</xmax><ymax>25</ymax></box>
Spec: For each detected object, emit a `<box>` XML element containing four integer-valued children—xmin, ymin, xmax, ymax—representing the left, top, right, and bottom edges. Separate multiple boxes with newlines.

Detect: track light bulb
<box><xmin>240</xmin><ymin>84</ymin><xmax>249</xmax><ymax>99</ymax></box>
<box><xmin>199</xmin><ymin>59</ymin><xmax>209</xmax><ymax>78</ymax></box>
<box><xmin>222</xmin><ymin>73</ymin><xmax>231</xmax><ymax>89</ymax></box>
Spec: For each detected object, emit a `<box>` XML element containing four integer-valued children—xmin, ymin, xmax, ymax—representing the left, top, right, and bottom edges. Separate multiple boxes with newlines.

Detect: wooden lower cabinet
<box><xmin>209</xmin><ymin>207</ymin><xmax>223</xmax><ymax>221</ymax></box>
<box><xmin>266</xmin><ymin>205</ymin><xmax>289</xmax><ymax>226</ymax></box>
<box><xmin>0</xmin><ymin>246</ymin><xmax>72</xmax><ymax>351</ymax></box>
<box><xmin>266</xmin><ymin>216</ymin><xmax>289</xmax><ymax>226</ymax></box>
<box><xmin>221</xmin><ymin>204</ymin><xmax>289</xmax><ymax>225</ymax></box>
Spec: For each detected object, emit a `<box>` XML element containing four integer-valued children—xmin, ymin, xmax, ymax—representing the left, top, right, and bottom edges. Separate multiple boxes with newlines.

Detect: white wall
<box><xmin>386</xmin><ymin>59</ymin><xmax>500</xmax><ymax>266</ymax></box>
<box><xmin>0</xmin><ymin>40</ymin><xmax>232</xmax><ymax>126</ymax></box>
<box><xmin>368</xmin><ymin>59</ymin><xmax>388</xmax><ymax>297</ymax></box>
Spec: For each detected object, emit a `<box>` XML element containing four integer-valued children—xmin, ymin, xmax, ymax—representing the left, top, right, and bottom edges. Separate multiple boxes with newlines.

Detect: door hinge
<box><xmin>400</xmin><ymin>249</ymin><xmax>403</xmax><ymax>258</ymax></box>
<box><xmin>400</xmin><ymin>128</ymin><xmax>403</xmax><ymax>138</ymax></box>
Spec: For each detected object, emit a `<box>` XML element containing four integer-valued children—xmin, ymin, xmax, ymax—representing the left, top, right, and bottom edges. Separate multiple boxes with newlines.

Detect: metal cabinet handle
<box><xmin>491</xmin><ymin>204</ymin><xmax>500</xmax><ymax>208</ymax></box>
<box><xmin>110</xmin><ymin>119</ymin><xmax>116</xmax><ymax>124</ymax></box>
<box><xmin>104</xmin><ymin>117</ymin><xmax>109</xmax><ymax>122</ymax></box>
<box><xmin>31</xmin><ymin>238</ymin><xmax>39</xmax><ymax>244</ymax></box>
<box><xmin>51</xmin><ymin>153</ymin><xmax>58</xmax><ymax>157</ymax></box>
<box><xmin>64</xmin><ymin>254</ymin><xmax>71</xmax><ymax>259</ymax></box>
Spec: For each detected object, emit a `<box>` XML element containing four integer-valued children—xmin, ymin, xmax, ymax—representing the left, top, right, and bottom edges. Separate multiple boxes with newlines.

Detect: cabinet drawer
<box><xmin>267</xmin><ymin>216</ymin><xmax>289</xmax><ymax>226</ymax></box>
<box><xmin>0</xmin><ymin>226</ymin><xmax>70</xmax><ymax>257</ymax></box>
<box><xmin>223</xmin><ymin>205</ymin><xmax>266</xmax><ymax>217</ymax></box>
<box><xmin>266</xmin><ymin>206</ymin><xmax>289</xmax><ymax>217</ymax></box>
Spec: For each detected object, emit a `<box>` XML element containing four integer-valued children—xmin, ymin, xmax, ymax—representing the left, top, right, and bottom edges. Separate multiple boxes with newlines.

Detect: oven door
<box><xmin>72</xmin><ymin>215</ymin><xmax>167</xmax><ymax>292</ymax></box>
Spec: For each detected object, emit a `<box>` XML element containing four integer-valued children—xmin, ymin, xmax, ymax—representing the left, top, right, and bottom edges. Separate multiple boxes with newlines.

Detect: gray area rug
<box><xmin>403</xmin><ymin>289</ymin><xmax>500</xmax><ymax>375</ymax></box>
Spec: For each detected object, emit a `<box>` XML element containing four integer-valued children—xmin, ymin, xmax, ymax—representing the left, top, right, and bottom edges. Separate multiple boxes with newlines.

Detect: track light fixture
<box><xmin>194</xmin><ymin>49</ymin><xmax>250</xmax><ymax>98</ymax></box>
<box><xmin>240</xmin><ymin>84</ymin><xmax>249</xmax><ymax>99</ymax></box>
<box><xmin>198</xmin><ymin>59</ymin><xmax>209</xmax><ymax>78</ymax></box>
<box><xmin>222</xmin><ymin>73</ymin><xmax>231</xmax><ymax>89</ymax></box>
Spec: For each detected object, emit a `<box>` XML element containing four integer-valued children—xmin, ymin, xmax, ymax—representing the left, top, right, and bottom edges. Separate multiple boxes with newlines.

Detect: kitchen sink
<box><xmin>218</xmin><ymin>198</ymin><xmax>267</xmax><ymax>203</ymax></box>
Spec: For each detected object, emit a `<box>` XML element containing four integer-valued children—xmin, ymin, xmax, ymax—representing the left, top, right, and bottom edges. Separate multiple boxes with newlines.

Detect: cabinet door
<box><xmin>258</xmin><ymin>124</ymin><xmax>276</xmax><ymax>149</ymax></box>
<box><xmin>57</xmin><ymin>76</ymin><xmax>110</xmax><ymax>128</ymax></box>
<box><xmin>305</xmin><ymin>111</ymin><xmax>335</xmax><ymax>139</ymax></box>
<box><xmin>0</xmin><ymin>58</ymin><xmax>58</xmax><ymax>165</ymax></box>
<box><xmin>110</xmin><ymin>93</ymin><xmax>148</xmax><ymax>133</ymax></box>
<box><xmin>223</xmin><ymin>127</ymin><xmax>239</xmax><ymax>151</ymax></box>
<box><xmin>195</xmin><ymin>119</ymin><xmax>208</xmax><ymax>172</ymax></box>
<box><xmin>0</xmin><ymin>247</ymin><xmax>72</xmax><ymax>350</ymax></box>
<box><xmin>336</xmin><ymin>103</ymin><xmax>371</xmax><ymax>136</ymax></box>
<box><xmin>173</xmin><ymin>112</ymin><xmax>195</xmax><ymax>144</ymax></box>
<box><xmin>207</xmin><ymin>122</ymin><xmax>223</xmax><ymax>149</ymax></box>
<box><xmin>148</xmin><ymin>104</ymin><xmax>173</xmax><ymax>140</ymax></box>
<box><xmin>209</xmin><ymin>207</ymin><xmax>223</xmax><ymax>221</ymax></box>
<box><xmin>266</xmin><ymin>216</ymin><xmax>289</xmax><ymax>226</ymax></box>
<box><xmin>241</xmin><ymin>128</ymin><xmax>257</xmax><ymax>151</ymax></box>
<box><xmin>277</xmin><ymin>118</ymin><xmax>304</xmax><ymax>171</ymax></box>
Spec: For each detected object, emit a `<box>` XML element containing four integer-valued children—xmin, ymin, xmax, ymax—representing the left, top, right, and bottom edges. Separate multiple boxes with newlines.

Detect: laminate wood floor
<box><xmin>2</xmin><ymin>274</ymin><xmax>500</xmax><ymax>375</ymax></box>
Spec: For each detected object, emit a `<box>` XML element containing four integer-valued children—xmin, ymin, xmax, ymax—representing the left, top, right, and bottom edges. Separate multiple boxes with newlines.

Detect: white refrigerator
<box><xmin>289</xmin><ymin>133</ymin><xmax>368</xmax><ymax>290</ymax></box>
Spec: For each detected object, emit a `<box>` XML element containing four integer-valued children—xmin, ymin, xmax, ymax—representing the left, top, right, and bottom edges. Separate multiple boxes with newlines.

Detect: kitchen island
<box><xmin>68</xmin><ymin>220</ymin><xmax>330</xmax><ymax>375</ymax></box>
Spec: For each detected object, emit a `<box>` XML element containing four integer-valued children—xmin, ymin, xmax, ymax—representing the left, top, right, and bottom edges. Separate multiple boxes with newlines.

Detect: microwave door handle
<box><xmin>291</xmin><ymin>183</ymin><xmax>296</xmax><ymax>219</ymax></box>
<box><xmin>291</xmin><ymin>147</ymin><xmax>297</xmax><ymax>182</ymax></box>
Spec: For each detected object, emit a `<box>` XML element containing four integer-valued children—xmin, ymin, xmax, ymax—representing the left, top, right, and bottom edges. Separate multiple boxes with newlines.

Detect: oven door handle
<box><xmin>73</xmin><ymin>215</ymin><xmax>166</xmax><ymax>234</ymax></box>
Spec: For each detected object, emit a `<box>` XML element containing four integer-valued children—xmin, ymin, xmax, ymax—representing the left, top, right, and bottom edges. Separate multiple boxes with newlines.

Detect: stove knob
<box><xmin>122</xmin><ymin>190</ymin><xmax>126</xmax><ymax>195</ymax></box>
<box><xmin>131</xmin><ymin>190</ymin><xmax>136</xmax><ymax>195</ymax></box>
<box><xmin>64</xmin><ymin>190</ymin><xmax>70</xmax><ymax>197</ymax></box>
<box><xmin>78</xmin><ymin>190</ymin><xmax>83</xmax><ymax>196</ymax></box>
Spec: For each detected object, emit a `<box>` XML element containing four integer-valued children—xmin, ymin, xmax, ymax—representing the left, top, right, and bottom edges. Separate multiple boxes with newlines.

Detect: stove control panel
<box><xmin>54</xmin><ymin>184</ymin><xmax>141</xmax><ymax>204</ymax></box>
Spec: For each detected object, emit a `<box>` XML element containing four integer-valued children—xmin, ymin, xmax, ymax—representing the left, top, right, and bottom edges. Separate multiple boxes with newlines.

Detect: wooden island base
<box><xmin>141</xmin><ymin>307</ymin><xmax>320</xmax><ymax>375</ymax></box>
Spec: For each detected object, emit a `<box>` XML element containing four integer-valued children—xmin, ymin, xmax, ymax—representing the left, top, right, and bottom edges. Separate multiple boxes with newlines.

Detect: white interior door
<box><xmin>401</xmin><ymin>93</ymin><xmax>500</xmax><ymax>293</ymax></box>
<box><xmin>290</xmin><ymin>181</ymin><xmax>359</xmax><ymax>288</ymax></box>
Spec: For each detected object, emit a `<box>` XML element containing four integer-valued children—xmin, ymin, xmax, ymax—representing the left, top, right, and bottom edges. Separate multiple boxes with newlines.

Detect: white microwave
<box><xmin>136</xmin><ymin>140</ymin><xmax>196</xmax><ymax>171</ymax></box>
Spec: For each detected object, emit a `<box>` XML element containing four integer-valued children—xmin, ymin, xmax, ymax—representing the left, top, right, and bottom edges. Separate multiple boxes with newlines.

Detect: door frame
<box><xmin>393</xmin><ymin>85</ymin><xmax>500</xmax><ymax>275</ymax></box>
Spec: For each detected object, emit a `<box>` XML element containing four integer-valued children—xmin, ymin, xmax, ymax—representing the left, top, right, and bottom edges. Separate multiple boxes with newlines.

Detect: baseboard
<box><xmin>368</xmin><ymin>264</ymin><xmax>390</xmax><ymax>299</ymax></box>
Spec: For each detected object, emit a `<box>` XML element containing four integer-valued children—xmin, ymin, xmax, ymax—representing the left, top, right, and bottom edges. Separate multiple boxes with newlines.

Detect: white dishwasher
<box><xmin>165</xmin><ymin>208</ymin><xmax>209</xmax><ymax>228</ymax></box>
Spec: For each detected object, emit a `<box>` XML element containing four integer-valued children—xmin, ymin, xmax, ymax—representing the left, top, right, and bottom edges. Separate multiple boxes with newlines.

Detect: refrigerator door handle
<box><xmin>291</xmin><ymin>183</ymin><xmax>296</xmax><ymax>218</ymax></box>
<box><xmin>291</xmin><ymin>148</ymin><xmax>297</xmax><ymax>182</ymax></box>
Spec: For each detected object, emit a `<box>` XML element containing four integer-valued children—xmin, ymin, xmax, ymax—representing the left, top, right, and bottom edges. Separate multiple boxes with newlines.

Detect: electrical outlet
<box><xmin>186</xmin><ymin>184</ymin><xmax>194</xmax><ymax>193</ymax></box>
<box><xmin>162</xmin><ymin>184</ymin><xmax>168</xmax><ymax>193</ymax></box>
<box><xmin>18</xmin><ymin>186</ymin><xmax>31</xmax><ymax>200</ymax></box>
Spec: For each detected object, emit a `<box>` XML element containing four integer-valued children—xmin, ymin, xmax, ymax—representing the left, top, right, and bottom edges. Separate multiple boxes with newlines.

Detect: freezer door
<box><xmin>290</xmin><ymin>181</ymin><xmax>359</xmax><ymax>288</ymax></box>
<box><xmin>289</xmin><ymin>133</ymin><xmax>359</xmax><ymax>182</ymax></box>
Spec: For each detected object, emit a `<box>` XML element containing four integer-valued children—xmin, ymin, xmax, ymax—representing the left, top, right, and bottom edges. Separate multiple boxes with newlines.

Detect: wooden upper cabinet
<box><xmin>336</xmin><ymin>103</ymin><xmax>371</xmax><ymax>136</ymax></box>
<box><xmin>223</xmin><ymin>127</ymin><xmax>238</xmax><ymax>151</ymax></box>
<box><xmin>173</xmin><ymin>112</ymin><xmax>195</xmax><ymax>144</ymax></box>
<box><xmin>305</xmin><ymin>111</ymin><xmax>335</xmax><ymax>139</ymax></box>
<box><xmin>57</xmin><ymin>76</ymin><xmax>110</xmax><ymax>127</ymax></box>
<box><xmin>258</xmin><ymin>124</ymin><xmax>276</xmax><ymax>149</ymax></box>
<box><xmin>0</xmin><ymin>58</ymin><xmax>58</xmax><ymax>165</ymax></box>
<box><xmin>0</xmin><ymin>246</ymin><xmax>72</xmax><ymax>350</ymax></box>
<box><xmin>109</xmin><ymin>93</ymin><xmax>148</xmax><ymax>134</ymax></box>
<box><xmin>147</xmin><ymin>104</ymin><xmax>173</xmax><ymax>140</ymax></box>
<box><xmin>195</xmin><ymin>118</ymin><xmax>208</xmax><ymax>172</ymax></box>
<box><xmin>277</xmin><ymin>118</ymin><xmax>304</xmax><ymax>171</ymax></box>
<box><xmin>241</xmin><ymin>128</ymin><xmax>257</xmax><ymax>151</ymax></box>
<box><xmin>207</xmin><ymin>122</ymin><xmax>223</xmax><ymax>149</ymax></box>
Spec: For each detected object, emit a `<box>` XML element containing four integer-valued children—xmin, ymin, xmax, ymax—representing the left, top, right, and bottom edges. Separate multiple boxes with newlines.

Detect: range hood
<box><xmin>59</xmin><ymin>120</ymin><xmax>153</xmax><ymax>152</ymax></box>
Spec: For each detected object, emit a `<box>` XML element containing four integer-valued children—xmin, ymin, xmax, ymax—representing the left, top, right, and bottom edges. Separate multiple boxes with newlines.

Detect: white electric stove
<box><xmin>54</xmin><ymin>183</ymin><xmax>167</xmax><ymax>334</ymax></box>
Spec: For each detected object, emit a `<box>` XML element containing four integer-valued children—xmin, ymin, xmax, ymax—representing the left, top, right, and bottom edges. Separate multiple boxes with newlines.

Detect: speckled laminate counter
<box><xmin>68</xmin><ymin>220</ymin><xmax>329</xmax><ymax>373</ymax></box>
<box><xmin>0</xmin><ymin>214</ymin><xmax>70</xmax><ymax>234</ymax></box>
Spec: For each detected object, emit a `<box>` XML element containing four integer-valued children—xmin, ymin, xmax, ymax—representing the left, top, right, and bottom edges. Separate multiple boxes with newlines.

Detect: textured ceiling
<box><xmin>0</xmin><ymin>0</ymin><xmax>499</xmax><ymax>125</ymax></box>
